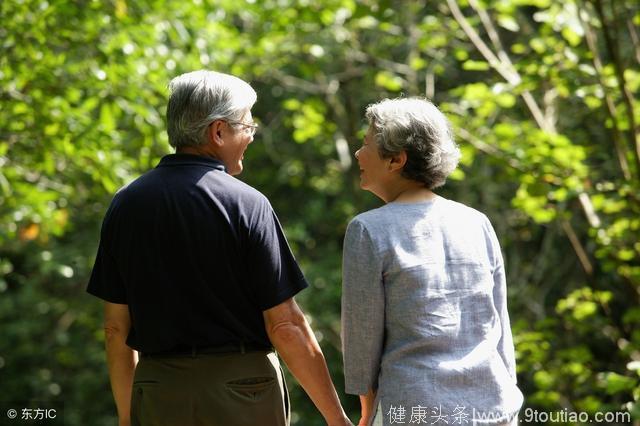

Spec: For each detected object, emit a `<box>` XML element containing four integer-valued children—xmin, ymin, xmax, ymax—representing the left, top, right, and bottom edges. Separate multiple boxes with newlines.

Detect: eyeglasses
<box><xmin>227</xmin><ymin>120</ymin><xmax>259</xmax><ymax>136</ymax></box>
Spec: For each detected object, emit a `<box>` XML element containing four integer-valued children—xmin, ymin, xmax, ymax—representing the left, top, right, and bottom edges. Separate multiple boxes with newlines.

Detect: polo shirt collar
<box><xmin>157</xmin><ymin>153</ymin><xmax>226</xmax><ymax>172</ymax></box>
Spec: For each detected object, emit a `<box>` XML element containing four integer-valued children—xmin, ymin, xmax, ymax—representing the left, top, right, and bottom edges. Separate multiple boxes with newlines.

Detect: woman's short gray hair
<box><xmin>365</xmin><ymin>97</ymin><xmax>460</xmax><ymax>189</ymax></box>
<box><xmin>167</xmin><ymin>70</ymin><xmax>257</xmax><ymax>148</ymax></box>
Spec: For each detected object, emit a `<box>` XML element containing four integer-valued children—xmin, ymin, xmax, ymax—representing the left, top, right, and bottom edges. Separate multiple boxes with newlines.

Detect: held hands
<box><xmin>327</xmin><ymin>415</ymin><xmax>355</xmax><ymax>426</ymax></box>
<box><xmin>358</xmin><ymin>388</ymin><xmax>377</xmax><ymax>426</ymax></box>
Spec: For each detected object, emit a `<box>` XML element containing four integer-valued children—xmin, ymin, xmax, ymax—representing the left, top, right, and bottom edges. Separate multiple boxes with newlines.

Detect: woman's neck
<box><xmin>382</xmin><ymin>180</ymin><xmax>436</xmax><ymax>204</ymax></box>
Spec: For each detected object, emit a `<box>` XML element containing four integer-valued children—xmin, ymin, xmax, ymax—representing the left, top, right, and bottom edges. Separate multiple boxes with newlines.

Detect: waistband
<box><xmin>140</xmin><ymin>342</ymin><xmax>272</xmax><ymax>359</ymax></box>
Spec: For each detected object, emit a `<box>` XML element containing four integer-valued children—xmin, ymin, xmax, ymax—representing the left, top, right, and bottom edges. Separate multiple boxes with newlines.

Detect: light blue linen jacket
<box><xmin>342</xmin><ymin>197</ymin><xmax>523</xmax><ymax>425</ymax></box>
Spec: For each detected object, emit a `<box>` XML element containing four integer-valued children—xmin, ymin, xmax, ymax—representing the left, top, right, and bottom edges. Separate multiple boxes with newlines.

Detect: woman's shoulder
<box><xmin>348</xmin><ymin>203</ymin><xmax>399</xmax><ymax>229</ymax></box>
<box><xmin>435</xmin><ymin>197</ymin><xmax>490</xmax><ymax>223</ymax></box>
<box><xmin>347</xmin><ymin>197</ymin><xmax>493</xmax><ymax>238</ymax></box>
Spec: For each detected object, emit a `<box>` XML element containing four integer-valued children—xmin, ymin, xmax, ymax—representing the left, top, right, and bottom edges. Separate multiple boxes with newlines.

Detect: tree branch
<box><xmin>269</xmin><ymin>69</ymin><xmax>326</xmax><ymax>94</ymax></box>
<box><xmin>627</xmin><ymin>17</ymin><xmax>640</xmax><ymax>65</ymax></box>
<box><xmin>349</xmin><ymin>49</ymin><xmax>415</xmax><ymax>76</ymax></box>
<box><xmin>577</xmin><ymin>0</ymin><xmax>632</xmax><ymax>181</ymax></box>
<box><xmin>561</xmin><ymin>219</ymin><xmax>594</xmax><ymax>276</ymax></box>
<box><xmin>446</xmin><ymin>0</ymin><xmax>519</xmax><ymax>85</ymax></box>
<box><xmin>446</xmin><ymin>0</ymin><xmax>553</xmax><ymax>133</ymax></box>
<box><xmin>593</xmin><ymin>0</ymin><xmax>640</xmax><ymax>177</ymax></box>
<box><xmin>401</xmin><ymin>1</ymin><xmax>421</xmax><ymax>93</ymax></box>
<box><xmin>447</xmin><ymin>0</ymin><xmax>601</xmax><ymax>276</ymax></box>
<box><xmin>455</xmin><ymin>127</ymin><xmax>524</xmax><ymax>171</ymax></box>
<box><xmin>468</xmin><ymin>0</ymin><xmax>515</xmax><ymax>70</ymax></box>
<box><xmin>425</xmin><ymin>69</ymin><xmax>435</xmax><ymax>100</ymax></box>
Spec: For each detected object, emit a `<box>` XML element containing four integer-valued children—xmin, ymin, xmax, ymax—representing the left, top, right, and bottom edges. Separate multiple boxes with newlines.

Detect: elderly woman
<box><xmin>341</xmin><ymin>97</ymin><xmax>523</xmax><ymax>426</ymax></box>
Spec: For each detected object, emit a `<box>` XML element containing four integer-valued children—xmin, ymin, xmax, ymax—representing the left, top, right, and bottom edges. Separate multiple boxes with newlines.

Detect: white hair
<box><xmin>166</xmin><ymin>70</ymin><xmax>257</xmax><ymax>148</ymax></box>
<box><xmin>365</xmin><ymin>97</ymin><xmax>460</xmax><ymax>189</ymax></box>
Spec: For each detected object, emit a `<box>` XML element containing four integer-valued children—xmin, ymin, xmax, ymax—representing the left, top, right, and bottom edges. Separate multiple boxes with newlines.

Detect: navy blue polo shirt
<box><xmin>87</xmin><ymin>153</ymin><xmax>308</xmax><ymax>353</ymax></box>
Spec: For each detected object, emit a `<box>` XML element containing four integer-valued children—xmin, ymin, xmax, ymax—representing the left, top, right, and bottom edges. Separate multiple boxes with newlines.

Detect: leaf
<box><xmin>534</xmin><ymin>370</ymin><xmax>555</xmax><ymax>389</ymax></box>
<box><xmin>497</xmin><ymin>14</ymin><xmax>520</xmax><ymax>32</ymax></box>
<box><xmin>374</xmin><ymin>71</ymin><xmax>403</xmax><ymax>91</ymax></box>
<box><xmin>462</xmin><ymin>60</ymin><xmax>490</xmax><ymax>71</ymax></box>
<box><xmin>561</xmin><ymin>27</ymin><xmax>582</xmax><ymax>46</ymax></box>
<box><xmin>598</xmin><ymin>372</ymin><xmax>637</xmax><ymax>395</ymax></box>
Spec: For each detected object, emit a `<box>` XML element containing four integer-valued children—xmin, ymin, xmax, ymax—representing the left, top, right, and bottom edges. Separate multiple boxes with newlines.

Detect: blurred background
<box><xmin>1</xmin><ymin>0</ymin><xmax>639</xmax><ymax>424</ymax></box>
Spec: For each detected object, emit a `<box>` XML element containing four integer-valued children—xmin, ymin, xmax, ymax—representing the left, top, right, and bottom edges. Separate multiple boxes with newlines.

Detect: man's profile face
<box><xmin>218</xmin><ymin>110</ymin><xmax>255</xmax><ymax>176</ymax></box>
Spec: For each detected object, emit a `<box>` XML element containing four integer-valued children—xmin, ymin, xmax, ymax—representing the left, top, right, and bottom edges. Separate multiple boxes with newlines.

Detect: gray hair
<box><xmin>365</xmin><ymin>97</ymin><xmax>460</xmax><ymax>189</ymax></box>
<box><xmin>166</xmin><ymin>70</ymin><xmax>257</xmax><ymax>148</ymax></box>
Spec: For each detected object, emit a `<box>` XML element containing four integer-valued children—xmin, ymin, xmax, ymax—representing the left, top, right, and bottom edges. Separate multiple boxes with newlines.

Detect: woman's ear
<box><xmin>388</xmin><ymin>150</ymin><xmax>407</xmax><ymax>172</ymax></box>
<box><xmin>208</xmin><ymin>120</ymin><xmax>225</xmax><ymax>147</ymax></box>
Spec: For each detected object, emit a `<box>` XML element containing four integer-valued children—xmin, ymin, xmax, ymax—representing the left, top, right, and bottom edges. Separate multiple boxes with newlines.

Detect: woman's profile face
<box><xmin>354</xmin><ymin>125</ymin><xmax>391</xmax><ymax>196</ymax></box>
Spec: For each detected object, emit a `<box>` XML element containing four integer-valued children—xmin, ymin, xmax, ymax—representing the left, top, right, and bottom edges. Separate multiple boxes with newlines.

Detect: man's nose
<box><xmin>354</xmin><ymin>148</ymin><xmax>361</xmax><ymax>159</ymax></box>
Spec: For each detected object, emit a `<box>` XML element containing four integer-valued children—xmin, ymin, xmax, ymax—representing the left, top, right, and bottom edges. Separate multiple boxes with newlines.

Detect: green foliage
<box><xmin>2</xmin><ymin>0</ymin><xmax>640</xmax><ymax>424</ymax></box>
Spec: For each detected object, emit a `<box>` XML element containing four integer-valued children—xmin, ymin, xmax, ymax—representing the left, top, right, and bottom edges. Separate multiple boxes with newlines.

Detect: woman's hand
<box><xmin>357</xmin><ymin>416</ymin><xmax>371</xmax><ymax>426</ymax></box>
<box><xmin>358</xmin><ymin>387</ymin><xmax>377</xmax><ymax>426</ymax></box>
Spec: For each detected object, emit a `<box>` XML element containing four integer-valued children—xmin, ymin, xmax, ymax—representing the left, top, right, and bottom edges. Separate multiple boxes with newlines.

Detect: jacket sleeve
<box><xmin>484</xmin><ymin>216</ymin><xmax>517</xmax><ymax>382</ymax></box>
<box><xmin>341</xmin><ymin>218</ymin><xmax>385</xmax><ymax>395</ymax></box>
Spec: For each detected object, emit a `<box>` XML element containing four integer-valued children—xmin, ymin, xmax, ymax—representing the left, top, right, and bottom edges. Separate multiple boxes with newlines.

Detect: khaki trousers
<box><xmin>131</xmin><ymin>351</ymin><xmax>289</xmax><ymax>426</ymax></box>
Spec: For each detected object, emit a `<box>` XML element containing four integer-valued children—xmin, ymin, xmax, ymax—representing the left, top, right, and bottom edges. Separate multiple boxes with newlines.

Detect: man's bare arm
<box><xmin>104</xmin><ymin>302</ymin><xmax>137</xmax><ymax>426</ymax></box>
<box><xmin>264</xmin><ymin>298</ymin><xmax>352</xmax><ymax>426</ymax></box>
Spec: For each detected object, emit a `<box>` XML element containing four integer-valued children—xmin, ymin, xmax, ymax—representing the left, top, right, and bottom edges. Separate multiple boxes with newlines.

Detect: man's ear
<box><xmin>389</xmin><ymin>150</ymin><xmax>407</xmax><ymax>172</ymax></box>
<box><xmin>208</xmin><ymin>120</ymin><xmax>225</xmax><ymax>147</ymax></box>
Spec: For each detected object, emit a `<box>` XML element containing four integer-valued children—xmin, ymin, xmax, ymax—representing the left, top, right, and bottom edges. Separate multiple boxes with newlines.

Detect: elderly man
<box><xmin>88</xmin><ymin>70</ymin><xmax>351</xmax><ymax>426</ymax></box>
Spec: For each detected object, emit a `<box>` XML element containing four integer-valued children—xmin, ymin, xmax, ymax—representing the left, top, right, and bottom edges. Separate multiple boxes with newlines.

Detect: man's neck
<box><xmin>176</xmin><ymin>145</ymin><xmax>218</xmax><ymax>160</ymax></box>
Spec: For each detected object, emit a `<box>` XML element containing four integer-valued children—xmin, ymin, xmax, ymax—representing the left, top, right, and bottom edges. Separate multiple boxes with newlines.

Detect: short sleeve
<box><xmin>245</xmin><ymin>200</ymin><xmax>308</xmax><ymax>310</ymax></box>
<box><xmin>87</xmin><ymin>207</ymin><xmax>127</xmax><ymax>304</ymax></box>
<box><xmin>341</xmin><ymin>218</ymin><xmax>385</xmax><ymax>395</ymax></box>
<box><xmin>87</xmin><ymin>238</ymin><xmax>127</xmax><ymax>304</ymax></box>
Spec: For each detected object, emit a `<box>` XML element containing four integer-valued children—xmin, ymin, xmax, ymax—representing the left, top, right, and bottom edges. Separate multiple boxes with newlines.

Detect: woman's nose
<box><xmin>354</xmin><ymin>148</ymin><xmax>361</xmax><ymax>159</ymax></box>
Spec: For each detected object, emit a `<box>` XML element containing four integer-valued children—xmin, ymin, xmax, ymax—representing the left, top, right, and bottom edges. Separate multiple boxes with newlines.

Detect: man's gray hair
<box><xmin>365</xmin><ymin>97</ymin><xmax>461</xmax><ymax>189</ymax></box>
<box><xmin>167</xmin><ymin>70</ymin><xmax>257</xmax><ymax>148</ymax></box>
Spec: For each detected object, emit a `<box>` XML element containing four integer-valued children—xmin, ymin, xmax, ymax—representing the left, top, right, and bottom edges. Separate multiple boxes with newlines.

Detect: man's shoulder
<box><xmin>115</xmin><ymin>165</ymin><xmax>266</xmax><ymax>200</ymax></box>
<box><xmin>108</xmin><ymin>165</ymin><xmax>274</xmax><ymax>224</ymax></box>
<box><xmin>111</xmin><ymin>167</ymin><xmax>160</xmax><ymax>196</ymax></box>
<box><xmin>201</xmin><ymin>172</ymin><xmax>270</xmax><ymax>207</ymax></box>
